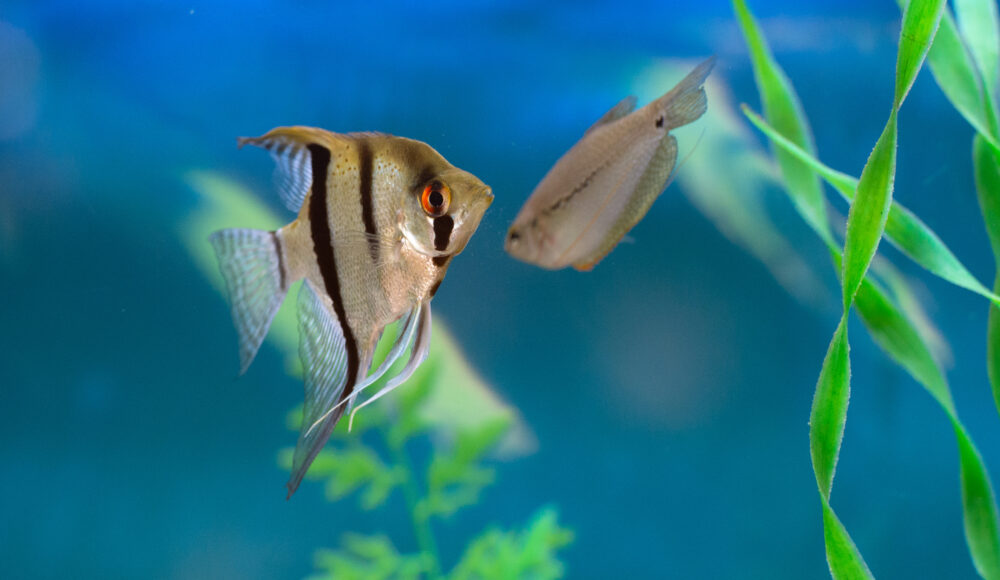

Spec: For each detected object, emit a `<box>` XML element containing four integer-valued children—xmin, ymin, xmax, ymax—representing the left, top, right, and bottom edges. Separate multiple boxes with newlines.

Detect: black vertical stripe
<box><xmin>357</xmin><ymin>140</ymin><xmax>378</xmax><ymax>262</ymax></box>
<box><xmin>429</xmin><ymin>279</ymin><xmax>443</xmax><ymax>298</ymax></box>
<box><xmin>271</xmin><ymin>231</ymin><xmax>286</xmax><ymax>290</ymax></box>
<box><xmin>307</xmin><ymin>143</ymin><xmax>361</xmax><ymax>400</ymax></box>
<box><xmin>433</xmin><ymin>215</ymin><xmax>454</xmax><ymax>252</ymax></box>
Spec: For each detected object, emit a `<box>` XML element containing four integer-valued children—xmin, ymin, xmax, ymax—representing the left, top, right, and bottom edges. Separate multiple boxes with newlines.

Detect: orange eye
<box><xmin>421</xmin><ymin>182</ymin><xmax>451</xmax><ymax>217</ymax></box>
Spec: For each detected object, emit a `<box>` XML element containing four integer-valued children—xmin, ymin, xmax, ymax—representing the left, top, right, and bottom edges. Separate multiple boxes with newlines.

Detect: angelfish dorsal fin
<box><xmin>238</xmin><ymin>126</ymin><xmax>349</xmax><ymax>213</ymax></box>
<box><xmin>584</xmin><ymin>95</ymin><xmax>638</xmax><ymax>136</ymax></box>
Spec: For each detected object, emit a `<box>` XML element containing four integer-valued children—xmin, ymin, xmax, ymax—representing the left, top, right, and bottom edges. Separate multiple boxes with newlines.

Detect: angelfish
<box><xmin>210</xmin><ymin>127</ymin><xmax>493</xmax><ymax>497</ymax></box>
<box><xmin>505</xmin><ymin>57</ymin><xmax>714</xmax><ymax>270</ymax></box>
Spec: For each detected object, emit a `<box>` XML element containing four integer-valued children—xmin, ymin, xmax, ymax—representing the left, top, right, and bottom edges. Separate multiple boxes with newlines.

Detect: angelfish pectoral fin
<box><xmin>348</xmin><ymin>301</ymin><xmax>433</xmax><ymax>430</ymax></box>
<box><xmin>286</xmin><ymin>280</ymin><xmax>356</xmax><ymax>499</ymax></box>
<box><xmin>209</xmin><ymin>228</ymin><xmax>288</xmax><ymax>375</ymax></box>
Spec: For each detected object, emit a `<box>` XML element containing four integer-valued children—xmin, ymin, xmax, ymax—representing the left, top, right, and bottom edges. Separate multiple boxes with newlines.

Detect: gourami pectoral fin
<box><xmin>238</xmin><ymin>126</ymin><xmax>351</xmax><ymax>213</ymax></box>
<box><xmin>571</xmin><ymin>135</ymin><xmax>679</xmax><ymax>271</ymax></box>
<box><xmin>287</xmin><ymin>280</ymin><xmax>355</xmax><ymax>498</ymax></box>
<box><xmin>209</xmin><ymin>228</ymin><xmax>288</xmax><ymax>375</ymax></box>
<box><xmin>348</xmin><ymin>301</ymin><xmax>433</xmax><ymax>430</ymax></box>
<box><xmin>585</xmin><ymin>95</ymin><xmax>638</xmax><ymax>136</ymax></box>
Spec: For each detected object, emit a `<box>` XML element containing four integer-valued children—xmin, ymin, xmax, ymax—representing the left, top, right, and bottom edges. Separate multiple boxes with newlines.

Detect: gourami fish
<box><xmin>210</xmin><ymin>127</ymin><xmax>493</xmax><ymax>497</ymax></box>
<box><xmin>505</xmin><ymin>57</ymin><xmax>715</xmax><ymax>270</ymax></box>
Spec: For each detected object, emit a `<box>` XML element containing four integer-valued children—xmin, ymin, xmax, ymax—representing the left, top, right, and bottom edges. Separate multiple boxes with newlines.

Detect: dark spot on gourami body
<box><xmin>656</xmin><ymin>116</ymin><xmax>664</xmax><ymax>128</ymax></box>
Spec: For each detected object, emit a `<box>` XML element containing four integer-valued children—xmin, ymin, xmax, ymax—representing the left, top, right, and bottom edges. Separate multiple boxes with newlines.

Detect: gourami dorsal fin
<box><xmin>585</xmin><ymin>95</ymin><xmax>638</xmax><ymax>136</ymax></box>
<box><xmin>572</xmin><ymin>134</ymin><xmax>678</xmax><ymax>271</ymax></box>
<box><xmin>238</xmin><ymin>126</ymin><xmax>353</xmax><ymax>213</ymax></box>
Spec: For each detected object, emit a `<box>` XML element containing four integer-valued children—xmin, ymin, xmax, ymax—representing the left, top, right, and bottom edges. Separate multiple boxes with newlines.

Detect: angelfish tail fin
<box><xmin>209</xmin><ymin>228</ymin><xmax>289</xmax><ymax>375</ymax></box>
<box><xmin>658</xmin><ymin>56</ymin><xmax>715</xmax><ymax>130</ymax></box>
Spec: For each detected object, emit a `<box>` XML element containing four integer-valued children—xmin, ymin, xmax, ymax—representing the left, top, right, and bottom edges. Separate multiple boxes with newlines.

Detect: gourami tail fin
<box><xmin>209</xmin><ymin>228</ymin><xmax>289</xmax><ymax>375</ymax></box>
<box><xmin>659</xmin><ymin>56</ymin><xmax>715</xmax><ymax>130</ymax></box>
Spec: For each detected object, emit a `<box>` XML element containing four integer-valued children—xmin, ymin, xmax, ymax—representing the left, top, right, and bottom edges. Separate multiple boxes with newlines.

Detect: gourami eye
<box><xmin>421</xmin><ymin>182</ymin><xmax>451</xmax><ymax>217</ymax></box>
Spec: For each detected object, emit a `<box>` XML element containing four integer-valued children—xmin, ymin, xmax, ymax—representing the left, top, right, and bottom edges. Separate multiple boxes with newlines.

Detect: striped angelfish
<box><xmin>505</xmin><ymin>57</ymin><xmax>714</xmax><ymax>270</ymax></box>
<box><xmin>210</xmin><ymin>127</ymin><xmax>493</xmax><ymax>498</ymax></box>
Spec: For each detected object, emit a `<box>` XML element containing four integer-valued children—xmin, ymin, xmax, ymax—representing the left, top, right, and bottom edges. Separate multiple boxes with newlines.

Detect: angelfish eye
<box><xmin>421</xmin><ymin>181</ymin><xmax>451</xmax><ymax>217</ymax></box>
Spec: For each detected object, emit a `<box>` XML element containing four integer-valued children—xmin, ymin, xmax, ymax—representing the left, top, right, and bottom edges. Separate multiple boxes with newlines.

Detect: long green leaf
<box><xmin>734</xmin><ymin>1</ymin><xmax>871</xmax><ymax>575</ymax></box>
<box><xmin>844</xmin><ymin>0</ymin><xmax>943</xmax><ymax>307</ymax></box>
<box><xmin>732</xmin><ymin>0</ymin><xmax>834</xmax><ymax>247</ymax></box>
<box><xmin>973</xmin><ymin>136</ymin><xmax>1000</xmax><ymax>417</ymax></box>
<box><xmin>854</xmin><ymin>273</ymin><xmax>1000</xmax><ymax>578</ymax></box>
<box><xmin>738</xmin><ymin>2</ymin><xmax>997</xmax><ymax>578</ymax></box>
<box><xmin>742</xmin><ymin>107</ymin><xmax>1000</xmax><ymax>307</ymax></box>
<box><xmin>932</xmin><ymin>5</ymin><xmax>1000</xmax><ymax>575</ymax></box>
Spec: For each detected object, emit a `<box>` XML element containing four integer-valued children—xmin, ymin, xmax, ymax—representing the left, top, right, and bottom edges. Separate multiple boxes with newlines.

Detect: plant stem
<box><xmin>385</xmin><ymin>427</ymin><xmax>443</xmax><ymax>578</ymax></box>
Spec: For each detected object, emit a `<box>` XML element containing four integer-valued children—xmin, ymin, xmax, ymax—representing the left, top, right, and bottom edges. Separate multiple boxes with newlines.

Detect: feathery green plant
<box><xmin>281</xmin><ymin>344</ymin><xmax>573</xmax><ymax>580</ymax></box>
<box><xmin>735</xmin><ymin>0</ymin><xmax>1000</xmax><ymax>576</ymax></box>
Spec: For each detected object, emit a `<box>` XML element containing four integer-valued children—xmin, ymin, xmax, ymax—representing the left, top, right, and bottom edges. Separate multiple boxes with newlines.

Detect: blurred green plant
<box><xmin>180</xmin><ymin>171</ymin><xmax>570</xmax><ymax>579</ymax></box>
<box><xmin>734</xmin><ymin>0</ymin><xmax>1000</xmax><ymax>577</ymax></box>
<box><xmin>281</xmin><ymin>340</ymin><xmax>573</xmax><ymax>580</ymax></box>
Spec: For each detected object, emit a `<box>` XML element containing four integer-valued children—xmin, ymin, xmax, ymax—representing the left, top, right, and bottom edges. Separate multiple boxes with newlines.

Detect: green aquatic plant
<box><xmin>179</xmin><ymin>171</ymin><xmax>571</xmax><ymax>579</ymax></box>
<box><xmin>281</xmin><ymin>350</ymin><xmax>572</xmax><ymax>580</ymax></box>
<box><xmin>734</xmin><ymin>0</ymin><xmax>1000</xmax><ymax>576</ymax></box>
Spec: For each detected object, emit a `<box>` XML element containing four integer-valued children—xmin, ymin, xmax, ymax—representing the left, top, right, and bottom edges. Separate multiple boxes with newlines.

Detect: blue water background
<box><xmin>2</xmin><ymin>0</ymin><xmax>998</xmax><ymax>578</ymax></box>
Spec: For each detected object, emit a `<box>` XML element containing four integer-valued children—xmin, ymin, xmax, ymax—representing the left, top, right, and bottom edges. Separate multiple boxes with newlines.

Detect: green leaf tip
<box><xmin>821</xmin><ymin>500</ymin><xmax>875</xmax><ymax>580</ymax></box>
<box><xmin>895</xmin><ymin>0</ymin><xmax>947</xmax><ymax>108</ymax></box>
